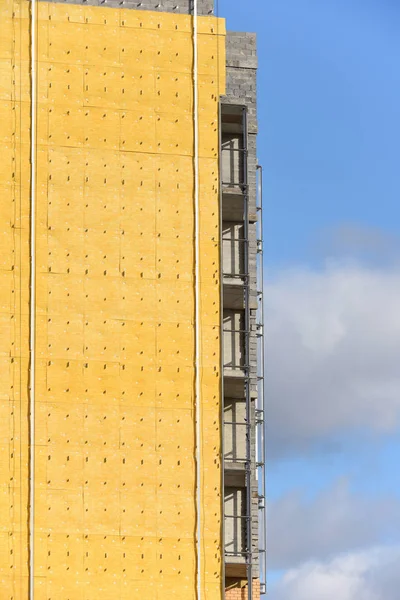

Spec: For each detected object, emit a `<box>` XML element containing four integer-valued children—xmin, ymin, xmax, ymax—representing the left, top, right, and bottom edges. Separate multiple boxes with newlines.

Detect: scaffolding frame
<box><xmin>221</xmin><ymin>105</ymin><xmax>254</xmax><ymax>600</ymax></box>
<box><xmin>221</xmin><ymin>107</ymin><xmax>266</xmax><ymax>599</ymax></box>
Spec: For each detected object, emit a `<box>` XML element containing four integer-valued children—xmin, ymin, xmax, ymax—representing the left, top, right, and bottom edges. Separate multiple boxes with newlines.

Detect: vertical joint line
<box><xmin>29</xmin><ymin>0</ymin><xmax>37</xmax><ymax>598</ymax></box>
<box><xmin>193</xmin><ymin>2</ymin><xmax>201</xmax><ymax>599</ymax></box>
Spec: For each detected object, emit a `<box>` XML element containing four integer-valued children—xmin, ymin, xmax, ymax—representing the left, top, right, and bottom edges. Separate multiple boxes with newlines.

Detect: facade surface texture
<box><xmin>0</xmin><ymin>0</ymin><xmax>264</xmax><ymax>598</ymax></box>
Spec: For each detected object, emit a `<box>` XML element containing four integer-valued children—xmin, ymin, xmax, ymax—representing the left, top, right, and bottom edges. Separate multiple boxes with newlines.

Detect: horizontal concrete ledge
<box><xmin>37</xmin><ymin>0</ymin><xmax>215</xmax><ymax>15</ymax></box>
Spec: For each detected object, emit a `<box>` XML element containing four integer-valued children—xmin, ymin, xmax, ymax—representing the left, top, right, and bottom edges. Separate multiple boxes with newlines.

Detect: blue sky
<box><xmin>220</xmin><ymin>0</ymin><xmax>400</xmax><ymax>266</ymax></box>
<box><xmin>219</xmin><ymin>0</ymin><xmax>400</xmax><ymax>596</ymax></box>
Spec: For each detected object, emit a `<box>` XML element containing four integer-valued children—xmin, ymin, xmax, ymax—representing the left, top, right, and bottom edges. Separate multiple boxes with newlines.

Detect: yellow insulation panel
<box><xmin>0</xmin><ymin>0</ymin><xmax>31</xmax><ymax>597</ymax></box>
<box><xmin>0</xmin><ymin>0</ymin><xmax>226</xmax><ymax>597</ymax></box>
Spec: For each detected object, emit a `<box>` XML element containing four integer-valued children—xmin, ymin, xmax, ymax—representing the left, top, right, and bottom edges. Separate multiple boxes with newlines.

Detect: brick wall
<box><xmin>226</xmin><ymin>578</ymin><xmax>261</xmax><ymax>600</ymax></box>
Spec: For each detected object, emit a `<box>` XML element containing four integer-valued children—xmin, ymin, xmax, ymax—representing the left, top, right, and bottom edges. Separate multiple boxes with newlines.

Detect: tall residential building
<box><xmin>0</xmin><ymin>0</ymin><xmax>266</xmax><ymax>598</ymax></box>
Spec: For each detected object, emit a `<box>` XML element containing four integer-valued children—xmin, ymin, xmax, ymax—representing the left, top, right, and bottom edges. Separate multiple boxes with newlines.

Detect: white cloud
<box><xmin>269</xmin><ymin>477</ymin><xmax>400</xmax><ymax>570</ymax></box>
<box><xmin>266</xmin><ymin>264</ymin><xmax>400</xmax><ymax>457</ymax></box>
<box><xmin>271</xmin><ymin>545</ymin><xmax>400</xmax><ymax>600</ymax></box>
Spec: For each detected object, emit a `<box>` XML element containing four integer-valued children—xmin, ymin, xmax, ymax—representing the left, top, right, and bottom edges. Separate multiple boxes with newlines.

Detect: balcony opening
<box><xmin>221</xmin><ymin>105</ymin><xmax>246</xmax><ymax>190</ymax></box>
<box><xmin>224</xmin><ymin>486</ymin><xmax>247</xmax><ymax>560</ymax></box>
<box><xmin>223</xmin><ymin>309</ymin><xmax>245</xmax><ymax>375</ymax></box>
<box><xmin>222</xmin><ymin>221</ymin><xmax>245</xmax><ymax>282</ymax></box>
<box><xmin>224</xmin><ymin>398</ymin><xmax>247</xmax><ymax>463</ymax></box>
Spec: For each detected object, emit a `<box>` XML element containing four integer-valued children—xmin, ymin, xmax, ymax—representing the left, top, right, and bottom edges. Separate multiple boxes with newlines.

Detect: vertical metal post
<box><xmin>242</xmin><ymin>107</ymin><xmax>253</xmax><ymax>600</ymax></box>
<box><xmin>256</xmin><ymin>164</ymin><xmax>267</xmax><ymax>596</ymax></box>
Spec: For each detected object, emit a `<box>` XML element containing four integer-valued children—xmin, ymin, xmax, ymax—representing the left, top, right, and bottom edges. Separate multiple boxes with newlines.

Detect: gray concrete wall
<box><xmin>39</xmin><ymin>0</ymin><xmax>214</xmax><ymax>14</ymax></box>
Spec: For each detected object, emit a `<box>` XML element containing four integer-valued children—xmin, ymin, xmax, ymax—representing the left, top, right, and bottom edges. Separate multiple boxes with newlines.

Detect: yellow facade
<box><xmin>0</xmin><ymin>0</ymin><xmax>226</xmax><ymax>597</ymax></box>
